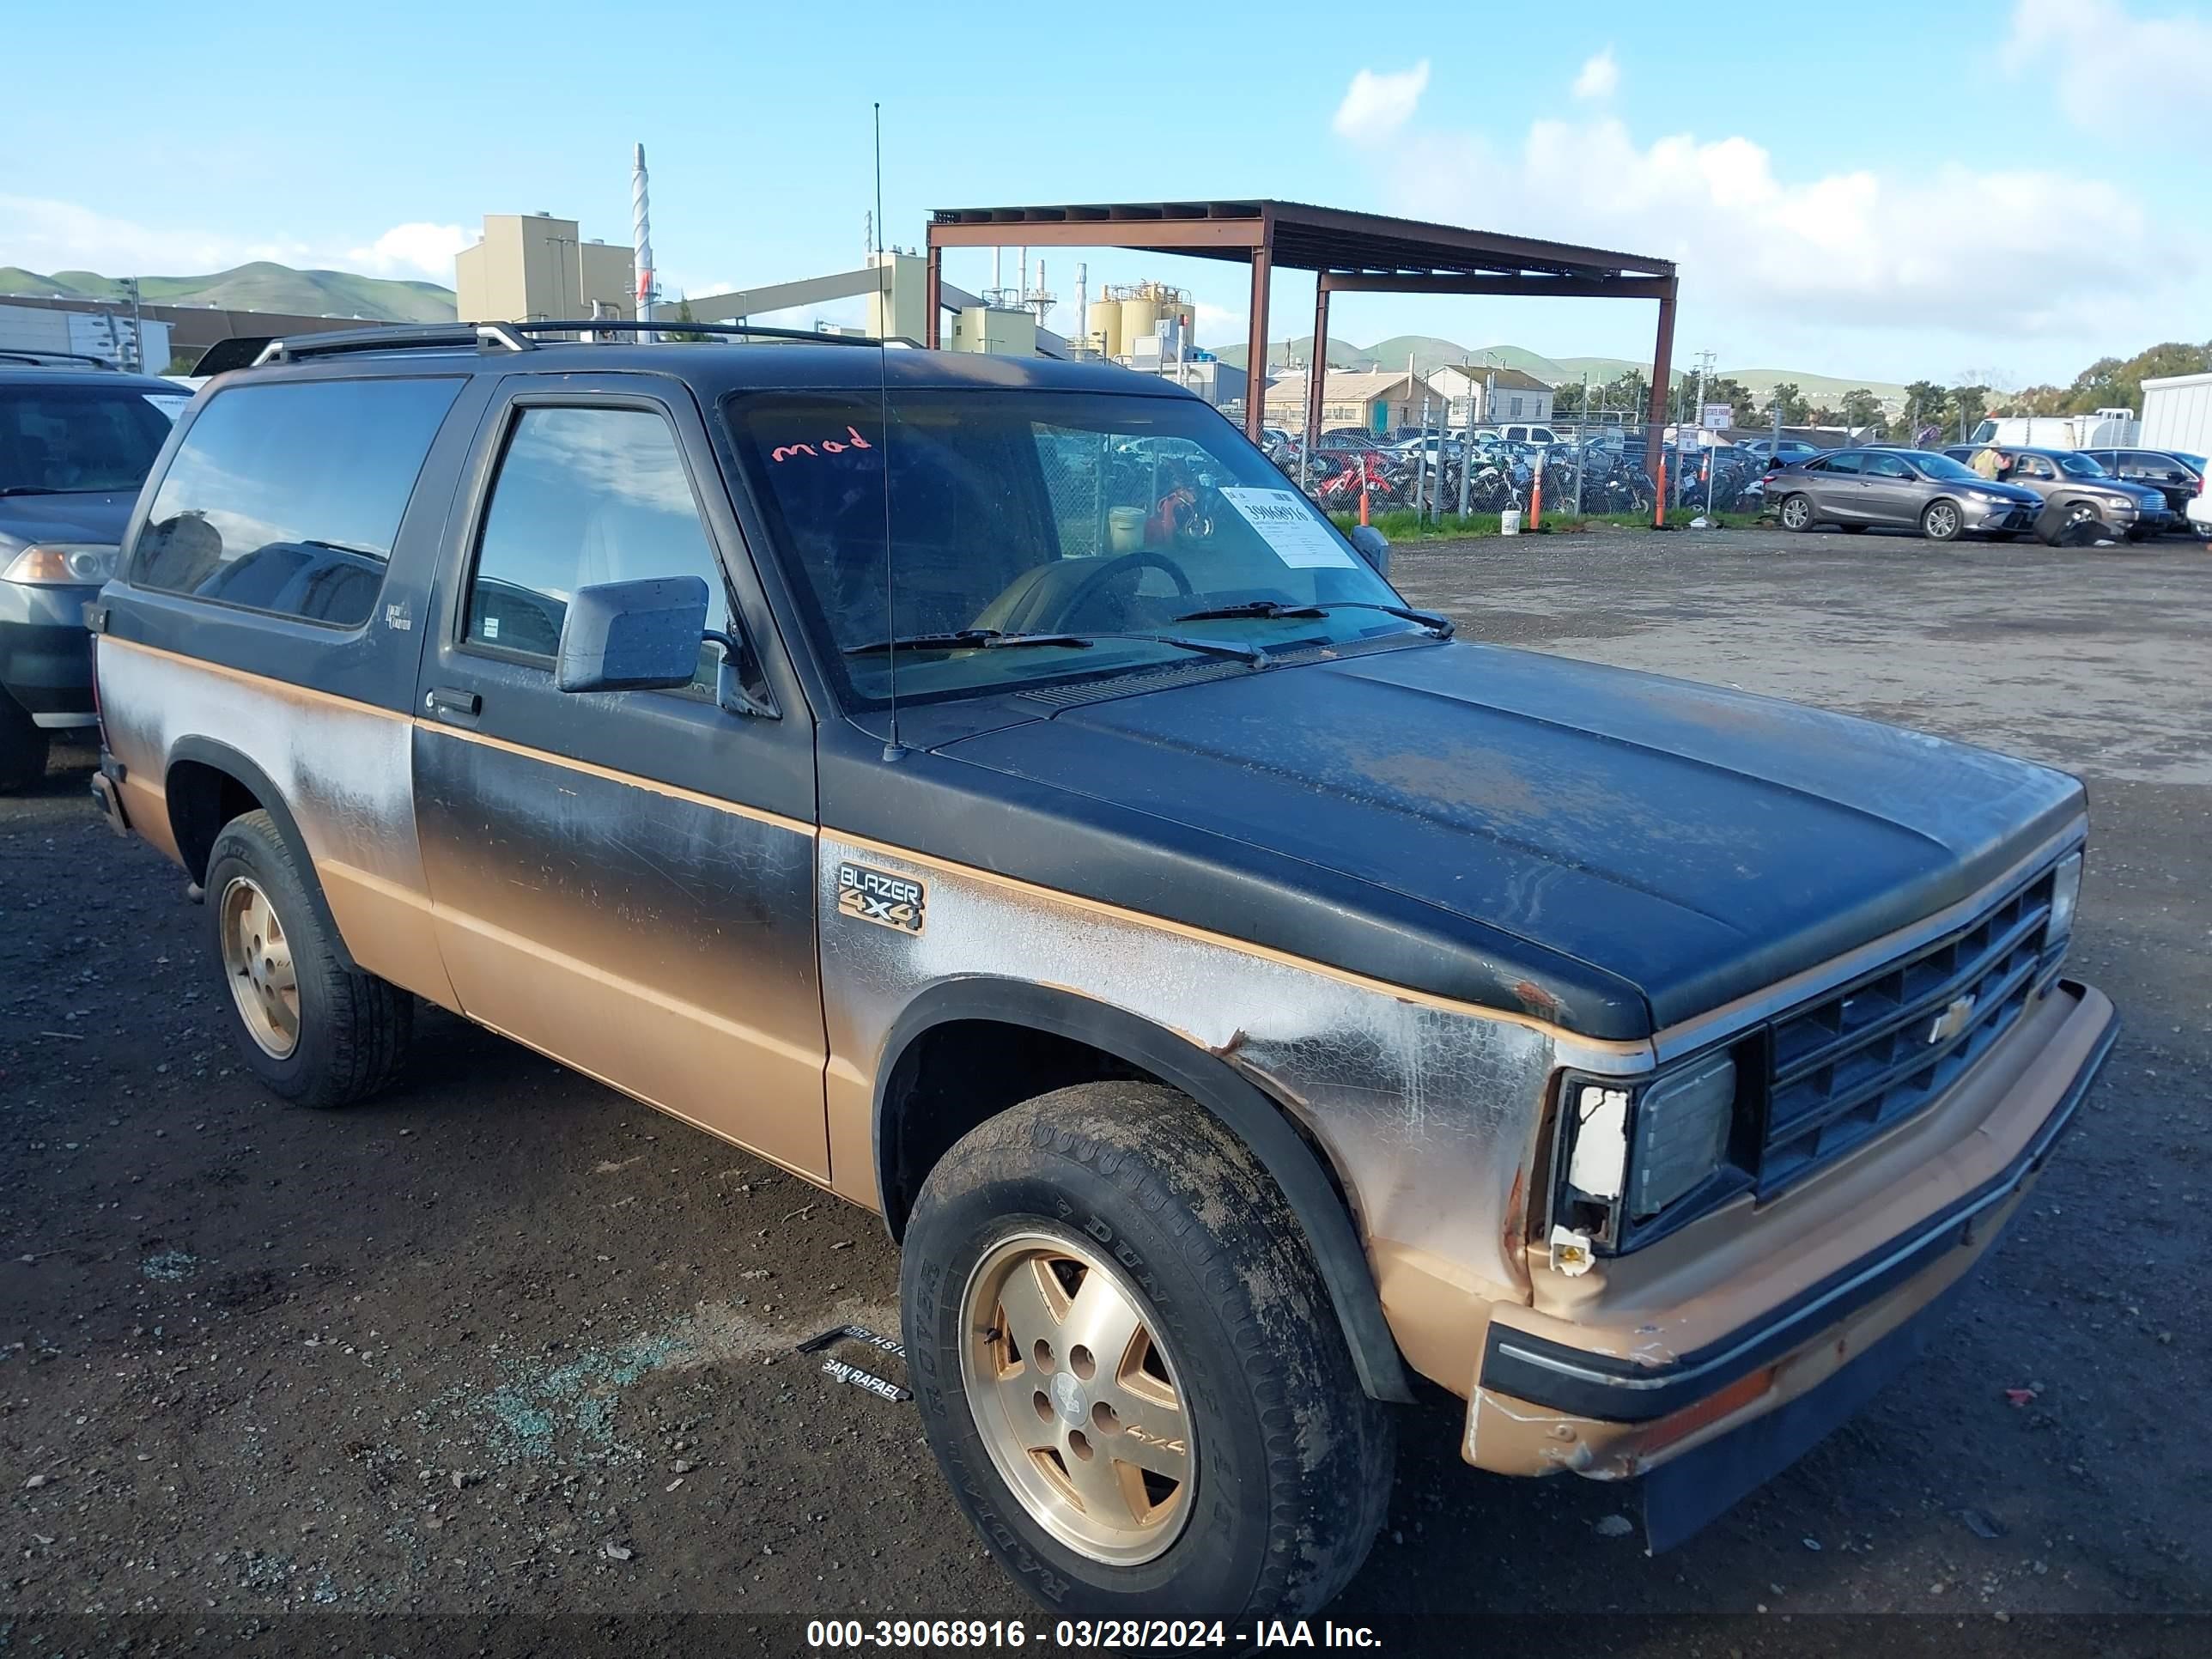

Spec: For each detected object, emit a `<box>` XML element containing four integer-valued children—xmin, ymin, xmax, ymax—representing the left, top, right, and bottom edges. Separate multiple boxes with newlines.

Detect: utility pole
<box><xmin>120</xmin><ymin>276</ymin><xmax>144</xmax><ymax>372</ymax></box>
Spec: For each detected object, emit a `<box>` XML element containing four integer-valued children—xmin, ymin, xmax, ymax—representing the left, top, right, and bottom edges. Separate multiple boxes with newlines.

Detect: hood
<box><xmin>1979</xmin><ymin>480</ymin><xmax>2045</xmax><ymax>503</ymax></box>
<box><xmin>0</xmin><ymin>489</ymin><xmax>138</xmax><ymax>552</ymax></box>
<box><xmin>936</xmin><ymin>642</ymin><xmax>2082</xmax><ymax>1035</ymax></box>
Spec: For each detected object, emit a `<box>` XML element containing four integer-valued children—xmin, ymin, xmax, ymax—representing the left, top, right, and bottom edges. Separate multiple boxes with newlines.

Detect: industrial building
<box><xmin>1427</xmin><ymin>363</ymin><xmax>1556</xmax><ymax>428</ymax></box>
<box><xmin>453</xmin><ymin>212</ymin><xmax>635</xmax><ymax>325</ymax></box>
<box><xmin>1261</xmin><ymin>368</ymin><xmax>1446</xmax><ymax>437</ymax></box>
<box><xmin>0</xmin><ymin>301</ymin><xmax>170</xmax><ymax>373</ymax></box>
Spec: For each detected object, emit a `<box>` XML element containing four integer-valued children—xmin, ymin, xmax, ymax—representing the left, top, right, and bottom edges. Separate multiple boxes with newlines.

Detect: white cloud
<box><xmin>1572</xmin><ymin>48</ymin><xmax>1619</xmax><ymax>100</ymax></box>
<box><xmin>1193</xmin><ymin>301</ymin><xmax>1243</xmax><ymax>343</ymax></box>
<box><xmin>0</xmin><ymin>194</ymin><xmax>309</xmax><ymax>276</ymax></box>
<box><xmin>0</xmin><ymin>194</ymin><xmax>477</xmax><ymax>291</ymax></box>
<box><xmin>2003</xmin><ymin>0</ymin><xmax>2212</xmax><ymax>125</ymax></box>
<box><xmin>344</xmin><ymin>222</ymin><xmax>471</xmax><ymax>282</ymax></box>
<box><xmin>1332</xmin><ymin>62</ymin><xmax>1430</xmax><ymax>145</ymax></box>
<box><xmin>1385</xmin><ymin>115</ymin><xmax>2203</xmax><ymax>350</ymax></box>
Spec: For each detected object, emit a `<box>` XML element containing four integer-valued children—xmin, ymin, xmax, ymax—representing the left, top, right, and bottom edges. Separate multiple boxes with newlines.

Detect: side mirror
<box><xmin>1349</xmin><ymin>524</ymin><xmax>1390</xmax><ymax>578</ymax></box>
<box><xmin>554</xmin><ymin>575</ymin><xmax>711</xmax><ymax>693</ymax></box>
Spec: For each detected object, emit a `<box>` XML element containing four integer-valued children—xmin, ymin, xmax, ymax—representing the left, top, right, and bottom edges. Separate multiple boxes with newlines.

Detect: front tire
<box><xmin>902</xmin><ymin>1084</ymin><xmax>1395</xmax><ymax>1620</ymax></box>
<box><xmin>1921</xmin><ymin>499</ymin><xmax>1963</xmax><ymax>542</ymax></box>
<box><xmin>1779</xmin><ymin>493</ymin><xmax>1815</xmax><ymax>532</ymax></box>
<box><xmin>204</xmin><ymin>810</ymin><xmax>412</xmax><ymax>1107</ymax></box>
<box><xmin>0</xmin><ymin>701</ymin><xmax>48</xmax><ymax>793</ymax></box>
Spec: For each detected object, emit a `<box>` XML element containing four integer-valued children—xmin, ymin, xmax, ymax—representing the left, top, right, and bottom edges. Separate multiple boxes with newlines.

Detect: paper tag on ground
<box><xmin>1218</xmin><ymin>487</ymin><xmax>1358</xmax><ymax>568</ymax></box>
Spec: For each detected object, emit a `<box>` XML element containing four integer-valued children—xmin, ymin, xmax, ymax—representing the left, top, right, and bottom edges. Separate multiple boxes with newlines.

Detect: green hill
<box><xmin>1212</xmin><ymin>333</ymin><xmax>1906</xmax><ymax>407</ymax></box>
<box><xmin>0</xmin><ymin>262</ymin><xmax>456</xmax><ymax>323</ymax></box>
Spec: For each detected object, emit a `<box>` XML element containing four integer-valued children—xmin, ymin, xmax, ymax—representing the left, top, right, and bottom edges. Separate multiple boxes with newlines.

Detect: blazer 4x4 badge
<box><xmin>836</xmin><ymin>862</ymin><xmax>926</xmax><ymax>933</ymax></box>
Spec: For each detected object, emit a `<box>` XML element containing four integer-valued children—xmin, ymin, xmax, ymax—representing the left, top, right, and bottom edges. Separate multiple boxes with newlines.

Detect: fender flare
<box><xmin>873</xmin><ymin>978</ymin><xmax>1413</xmax><ymax>1403</ymax></box>
<box><xmin>166</xmin><ymin>735</ymin><xmax>359</xmax><ymax>973</ymax></box>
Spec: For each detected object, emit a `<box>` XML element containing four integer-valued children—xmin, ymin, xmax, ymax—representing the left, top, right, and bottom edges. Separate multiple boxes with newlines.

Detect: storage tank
<box><xmin>1086</xmin><ymin>299</ymin><xmax>1122</xmax><ymax>360</ymax></box>
<box><xmin>1119</xmin><ymin>294</ymin><xmax>1160</xmax><ymax>357</ymax></box>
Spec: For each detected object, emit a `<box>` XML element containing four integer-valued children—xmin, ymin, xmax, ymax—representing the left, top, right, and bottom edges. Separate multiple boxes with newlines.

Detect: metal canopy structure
<box><xmin>925</xmin><ymin>199</ymin><xmax>1679</xmax><ymax>474</ymax></box>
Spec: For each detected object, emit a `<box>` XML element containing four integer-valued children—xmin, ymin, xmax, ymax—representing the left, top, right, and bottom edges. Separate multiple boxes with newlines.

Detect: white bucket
<box><xmin>1107</xmin><ymin>506</ymin><xmax>1146</xmax><ymax>552</ymax></box>
<box><xmin>1500</xmin><ymin>509</ymin><xmax>1522</xmax><ymax>536</ymax></box>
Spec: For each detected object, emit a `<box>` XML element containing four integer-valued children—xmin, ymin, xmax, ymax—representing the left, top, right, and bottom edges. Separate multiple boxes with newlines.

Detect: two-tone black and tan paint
<box><xmin>96</xmin><ymin>343</ymin><xmax>2118</xmax><ymax>1477</ymax></box>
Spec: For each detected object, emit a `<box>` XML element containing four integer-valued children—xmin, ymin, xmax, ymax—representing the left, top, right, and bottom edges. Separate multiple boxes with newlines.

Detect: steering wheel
<box><xmin>1048</xmin><ymin>550</ymin><xmax>1194</xmax><ymax>629</ymax></box>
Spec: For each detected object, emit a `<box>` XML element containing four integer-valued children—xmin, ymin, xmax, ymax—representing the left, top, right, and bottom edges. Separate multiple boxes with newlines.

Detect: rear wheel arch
<box><xmin>872</xmin><ymin>979</ymin><xmax>1414</xmax><ymax>1403</ymax></box>
<box><xmin>163</xmin><ymin>738</ymin><xmax>358</xmax><ymax>972</ymax></box>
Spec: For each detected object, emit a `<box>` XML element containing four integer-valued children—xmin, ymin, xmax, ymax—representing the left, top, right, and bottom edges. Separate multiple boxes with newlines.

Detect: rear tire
<box><xmin>1921</xmin><ymin>499</ymin><xmax>1964</xmax><ymax>542</ymax></box>
<box><xmin>1779</xmin><ymin>494</ymin><xmax>1815</xmax><ymax>532</ymax></box>
<box><xmin>0</xmin><ymin>702</ymin><xmax>49</xmax><ymax>793</ymax></box>
<box><xmin>902</xmin><ymin>1083</ymin><xmax>1395</xmax><ymax>1620</ymax></box>
<box><xmin>204</xmin><ymin>810</ymin><xmax>412</xmax><ymax>1107</ymax></box>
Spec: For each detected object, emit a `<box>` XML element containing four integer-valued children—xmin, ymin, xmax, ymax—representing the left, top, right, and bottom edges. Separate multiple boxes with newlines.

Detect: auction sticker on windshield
<box><xmin>1218</xmin><ymin>487</ymin><xmax>1358</xmax><ymax>569</ymax></box>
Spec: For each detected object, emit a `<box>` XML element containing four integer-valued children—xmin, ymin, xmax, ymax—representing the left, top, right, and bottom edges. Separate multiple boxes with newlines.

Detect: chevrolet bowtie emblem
<box><xmin>1928</xmin><ymin>994</ymin><xmax>1978</xmax><ymax>1045</ymax></box>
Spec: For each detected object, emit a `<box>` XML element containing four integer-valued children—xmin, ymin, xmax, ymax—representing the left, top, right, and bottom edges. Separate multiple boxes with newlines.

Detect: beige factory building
<box><xmin>454</xmin><ymin>213</ymin><xmax>635</xmax><ymax>324</ymax></box>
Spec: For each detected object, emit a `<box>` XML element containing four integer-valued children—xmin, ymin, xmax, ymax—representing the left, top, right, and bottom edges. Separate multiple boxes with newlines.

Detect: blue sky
<box><xmin>5</xmin><ymin>0</ymin><xmax>2206</xmax><ymax>387</ymax></box>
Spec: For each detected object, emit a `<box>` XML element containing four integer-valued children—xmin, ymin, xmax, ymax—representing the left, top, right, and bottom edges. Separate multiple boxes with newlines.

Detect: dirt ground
<box><xmin>3</xmin><ymin>526</ymin><xmax>2208</xmax><ymax>1651</ymax></box>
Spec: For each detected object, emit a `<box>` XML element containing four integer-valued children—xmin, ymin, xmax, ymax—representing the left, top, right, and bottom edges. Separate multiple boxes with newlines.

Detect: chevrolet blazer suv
<box><xmin>88</xmin><ymin>323</ymin><xmax>2117</xmax><ymax>1620</ymax></box>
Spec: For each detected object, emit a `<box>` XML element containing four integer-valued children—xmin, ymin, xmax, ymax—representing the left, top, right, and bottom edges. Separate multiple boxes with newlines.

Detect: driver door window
<box><xmin>465</xmin><ymin>405</ymin><xmax>728</xmax><ymax>690</ymax></box>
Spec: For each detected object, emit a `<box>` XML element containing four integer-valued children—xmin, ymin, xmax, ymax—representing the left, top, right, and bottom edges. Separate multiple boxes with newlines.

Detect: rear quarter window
<box><xmin>130</xmin><ymin>377</ymin><xmax>464</xmax><ymax>626</ymax></box>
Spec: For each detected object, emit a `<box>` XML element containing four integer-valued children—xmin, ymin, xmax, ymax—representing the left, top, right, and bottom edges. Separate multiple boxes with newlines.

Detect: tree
<box><xmin>1893</xmin><ymin>380</ymin><xmax>1949</xmax><ymax>442</ymax></box>
<box><xmin>1765</xmin><ymin>381</ymin><xmax>1809</xmax><ymax>425</ymax></box>
<box><xmin>1699</xmin><ymin>376</ymin><xmax>1759</xmax><ymax>426</ymax></box>
<box><xmin>1839</xmin><ymin>387</ymin><xmax>1884</xmax><ymax>429</ymax></box>
<box><xmin>1947</xmin><ymin>385</ymin><xmax>1991</xmax><ymax>442</ymax></box>
<box><xmin>2064</xmin><ymin>341</ymin><xmax>2212</xmax><ymax>414</ymax></box>
<box><xmin>660</xmin><ymin>295</ymin><xmax>711</xmax><ymax>343</ymax></box>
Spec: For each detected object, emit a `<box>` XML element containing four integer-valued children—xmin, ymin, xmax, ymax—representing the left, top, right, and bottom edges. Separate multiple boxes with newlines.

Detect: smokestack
<box><xmin>632</xmin><ymin>143</ymin><xmax>655</xmax><ymax>324</ymax></box>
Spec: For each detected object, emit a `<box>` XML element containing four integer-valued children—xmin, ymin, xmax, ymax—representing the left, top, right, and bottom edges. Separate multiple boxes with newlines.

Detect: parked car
<box><xmin>1317</xmin><ymin>426</ymin><xmax>1382</xmax><ymax>450</ymax></box>
<box><xmin>2080</xmin><ymin>448</ymin><xmax>2203</xmax><ymax>520</ymax></box>
<box><xmin>1476</xmin><ymin>422</ymin><xmax>1561</xmax><ymax>447</ymax></box>
<box><xmin>1767</xmin><ymin>447</ymin><xmax>2042</xmax><ymax>541</ymax></box>
<box><xmin>1943</xmin><ymin>447</ymin><xmax>2169</xmax><ymax>540</ymax></box>
<box><xmin>2189</xmin><ymin>463</ymin><xmax>2211</xmax><ymax>535</ymax></box>
<box><xmin>1740</xmin><ymin>438</ymin><xmax>1824</xmax><ymax>466</ymax></box>
<box><xmin>92</xmin><ymin>325</ymin><xmax>2114</xmax><ymax>1620</ymax></box>
<box><xmin>0</xmin><ymin>356</ymin><xmax>191</xmax><ymax>788</ymax></box>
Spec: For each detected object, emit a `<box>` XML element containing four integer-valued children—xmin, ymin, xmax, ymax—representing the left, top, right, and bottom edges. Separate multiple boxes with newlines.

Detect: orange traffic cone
<box><xmin>1655</xmin><ymin>456</ymin><xmax>1668</xmax><ymax>528</ymax></box>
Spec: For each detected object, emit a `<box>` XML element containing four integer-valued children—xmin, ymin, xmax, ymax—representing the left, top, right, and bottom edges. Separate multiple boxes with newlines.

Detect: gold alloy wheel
<box><xmin>960</xmin><ymin>1231</ymin><xmax>1197</xmax><ymax>1565</ymax></box>
<box><xmin>217</xmin><ymin>875</ymin><xmax>300</xmax><ymax>1060</ymax></box>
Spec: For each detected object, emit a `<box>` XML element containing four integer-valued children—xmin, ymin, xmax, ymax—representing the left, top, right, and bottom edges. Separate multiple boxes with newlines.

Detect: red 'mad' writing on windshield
<box><xmin>771</xmin><ymin>426</ymin><xmax>875</xmax><ymax>464</ymax></box>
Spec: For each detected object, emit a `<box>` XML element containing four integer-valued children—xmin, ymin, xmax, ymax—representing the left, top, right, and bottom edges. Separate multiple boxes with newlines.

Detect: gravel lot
<box><xmin>3</xmin><ymin>526</ymin><xmax>2207</xmax><ymax>1651</ymax></box>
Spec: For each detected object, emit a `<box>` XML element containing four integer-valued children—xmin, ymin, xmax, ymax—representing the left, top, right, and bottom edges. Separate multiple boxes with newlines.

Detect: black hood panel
<box><xmin>938</xmin><ymin>641</ymin><xmax>2081</xmax><ymax>1031</ymax></box>
<box><xmin>0</xmin><ymin>489</ymin><xmax>138</xmax><ymax>548</ymax></box>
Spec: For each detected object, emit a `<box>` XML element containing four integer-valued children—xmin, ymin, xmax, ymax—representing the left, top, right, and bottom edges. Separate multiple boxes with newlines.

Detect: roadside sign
<box><xmin>1701</xmin><ymin>403</ymin><xmax>1731</xmax><ymax>430</ymax></box>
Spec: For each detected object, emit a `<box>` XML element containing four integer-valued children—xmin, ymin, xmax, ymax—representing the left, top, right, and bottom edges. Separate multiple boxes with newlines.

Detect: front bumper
<box><xmin>1463</xmin><ymin>977</ymin><xmax>2116</xmax><ymax>1543</ymax></box>
<box><xmin>1960</xmin><ymin>497</ymin><xmax>2037</xmax><ymax>532</ymax></box>
<box><xmin>0</xmin><ymin>580</ymin><xmax>100</xmax><ymax>722</ymax></box>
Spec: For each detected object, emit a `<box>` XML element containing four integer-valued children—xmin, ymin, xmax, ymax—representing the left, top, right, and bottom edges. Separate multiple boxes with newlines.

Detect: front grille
<box><xmin>1759</xmin><ymin>866</ymin><xmax>2058</xmax><ymax>1195</ymax></box>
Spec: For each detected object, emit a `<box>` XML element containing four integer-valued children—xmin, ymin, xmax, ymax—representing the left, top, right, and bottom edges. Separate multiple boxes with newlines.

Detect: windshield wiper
<box><xmin>0</xmin><ymin>485</ymin><xmax>64</xmax><ymax>498</ymax></box>
<box><xmin>844</xmin><ymin>628</ymin><xmax>1088</xmax><ymax>655</ymax></box>
<box><xmin>845</xmin><ymin>627</ymin><xmax>1266</xmax><ymax>666</ymax></box>
<box><xmin>1172</xmin><ymin>598</ymin><xmax>1455</xmax><ymax>640</ymax></box>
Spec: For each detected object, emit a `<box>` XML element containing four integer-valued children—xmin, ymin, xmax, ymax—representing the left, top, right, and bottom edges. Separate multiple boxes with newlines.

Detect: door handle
<box><xmin>425</xmin><ymin>686</ymin><xmax>482</xmax><ymax>726</ymax></box>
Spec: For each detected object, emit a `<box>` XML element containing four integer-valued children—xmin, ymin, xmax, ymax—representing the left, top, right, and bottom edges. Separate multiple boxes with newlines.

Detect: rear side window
<box><xmin>130</xmin><ymin>377</ymin><xmax>462</xmax><ymax>626</ymax></box>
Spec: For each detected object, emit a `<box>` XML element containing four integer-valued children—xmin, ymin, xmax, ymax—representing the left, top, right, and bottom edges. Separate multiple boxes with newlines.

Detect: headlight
<box><xmin>1966</xmin><ymin>489</ymin><xmax>2006</xmax><ymax>502</ymax></box>
<box><xmin>1555</xmin><ymin>1048</ymin><xmax>1747</xmax><ymax>1258</ymax></box>
<box><xmin>3</xmin><ymin>543</ymin><xmax>122</xmax><ymax>586</ymax></box>
<box><xmin>1628</xmin><ymin>1054</ymin><xmax>1737</xmax><ymax>1222</ymax></box>
<box><xmin>2048</xmin><ymin>850</ymin><xmax>2082</xmax><ymax>940</ymax></box>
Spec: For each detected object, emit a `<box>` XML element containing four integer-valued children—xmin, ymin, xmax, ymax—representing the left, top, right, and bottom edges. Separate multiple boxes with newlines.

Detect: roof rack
<box><xmin>251</xmin><ymin>318</ymin><xmax>893</xmax><ymax>368</ymax></box>
<box><xmin>253</xmin><ymin>322</ymin><xmax>533</xmax><ymax>367</ymax></box>
<box><xmin>0</xmin><ymin>349</ymin><xmax>118</xmax><ymax>370</ymax></box>
<box><xmin>506</xmin><ymin>319</ymin><xmax>886</xmax><ymax>349</ymax></box>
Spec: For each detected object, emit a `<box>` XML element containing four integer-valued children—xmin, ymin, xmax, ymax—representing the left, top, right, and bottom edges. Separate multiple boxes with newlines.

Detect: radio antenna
<box><xmin>875</xmin><ymin>100</ymin><xmax>901</xmax><ymax>760</ymax></box>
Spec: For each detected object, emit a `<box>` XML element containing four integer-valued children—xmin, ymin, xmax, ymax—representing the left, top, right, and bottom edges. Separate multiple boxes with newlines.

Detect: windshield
<box><xmin>1</xmin><ymin>382</ymin><xmax>187</xmax><ymax>495</ymax></box>
<box><xmin>726</xmin><ymin>388</ymin><xmax>1419</xmax><ymax>710</ymax></box>
<box><xmin>2055</xmin><ymin>452</ymin><xmax>2106</xmax><ymax>477</ymax></box>
<box><xmin>1911</xmin><ymin>452</ymin><xmax>1982</xmax><ymax>482</ymax></box>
